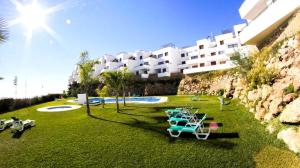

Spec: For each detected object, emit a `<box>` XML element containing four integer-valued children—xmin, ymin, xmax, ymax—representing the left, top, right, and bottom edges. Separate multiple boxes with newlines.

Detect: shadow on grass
<box><xmin>11</xmin><ymin>126</ymin><xmax>33</xmax><ymax>139</ymax></box>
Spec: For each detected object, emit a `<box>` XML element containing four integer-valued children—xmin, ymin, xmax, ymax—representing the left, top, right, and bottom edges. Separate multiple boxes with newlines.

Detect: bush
<box><xmin>0</xmin><ymin>94</ymin><xmax>61</xmax><ymax>114</ymax></box>
<box><xmin>216</xmin><ymin>89</ymin><xmax>225</xmax><ymax>96</ymax></box>
<box><xmin>247</xmin><ymin>66</ymin><xmax>277</xmax><ymax>89</ymax></box>
<box><xmin>284</xmin><ymin>84</ymin><xmax>295</xmax><ymax>94</ymax></box>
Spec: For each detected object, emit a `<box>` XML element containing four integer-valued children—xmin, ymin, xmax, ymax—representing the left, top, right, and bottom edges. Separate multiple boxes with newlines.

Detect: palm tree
<box><xmin>100</xmin><ymin>71</ymin><xmax>123</xmax><ymax>113</ymax></box>
<box><xmin>78</xmin><ymin>51</ymin><xmax>94</xmax><ymax>115</ymax></box>
<box><xmin>0</xmin><ymin>18</ymin><xmax>8</xmax><ymax>44</ymax></box>
<box><xmin>121</xmin><ymin>68</ymin><xmax>133</xmax><ymax>106</ymax></box>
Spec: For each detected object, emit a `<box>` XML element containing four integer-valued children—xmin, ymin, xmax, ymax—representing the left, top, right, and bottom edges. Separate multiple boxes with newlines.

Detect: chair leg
<box><xmin>168</xmin><ymin>130</ymin><xmax>182</xmax><ymax>138</ymax></box>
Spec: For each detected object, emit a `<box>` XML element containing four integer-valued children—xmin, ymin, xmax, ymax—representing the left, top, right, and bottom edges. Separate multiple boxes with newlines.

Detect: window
<box><xmin>181</xmin><ymin>53</ymin><xmax>185</xmax><ymax>57</ymax></box>
<box><xmin>104</xmin><ymin>60</ymin><xmax>106</xmax><ymax>63</ymax></box>
<box><xmin>155</xmin><ymin>69</ymin><xmax>161</xmax><ymax>73</ymax></box>
<box><xmin>228</xmin><ymin>44</ymin><xmax>238</xmax><ymax>48</ymax></box>
<box><xmin>136</xmin><ymin>71</ymin><xmax>139</xmax><ymax>75</ymax></box>
<box><xmin>165</xmin><ymin>60</ymin><xmax>169</xmax><ymax>64</ymax></box>
<box><xmin>220</xmin><ymin>61</ymin><xmax>226</xmax><ymax>64</ymax></box>
<box><xmin>199</xmin><ymin>45</ymin><xmax>204</xmax><ymax>49</ymax></box>
<box><xmin>158</xmin><ymin>54</ymin><xmax>163</xmax><ymax>58</ymax></box>
<box><xmin>182</xmin><ymin>61</ymin><xmax>186</xmax><ymax>65</ymax></box>
<box><xmin>211</xmin><ymin>61</ymin><xmax>217</xmax><ymax>66</ymax></box>
<box><xmin>200</xmin><ymin>54</ymin><xmax>205</xmax><ymax>58</ymax></box>
<box><xmin>158</xmin><ymin>62</ymin><xmax>164</xmax><ymax>65</ymax></box>
<box><xmin>165</xmin><ymin>52</ymin><xmax>168</xmax><ymax>56</ymax></box>
<box><xmin>144</xmin><ymin>70</ymin><xmax>148</xmax><ymax>74</ymax></box>
<box><xmin>200</xmin><ymin>63</ymin><xmax>205</xmax><ymax>67</ymax></box>
<box><xmin>140</xmin><ymin>63</ymin><xmax>143</xmax><ymax>66</ymax></box>
<box><xmin>119</xmin><ymin>58</ymin><xmax>122</xmax><ymax>62</ymax></box>
<box><xmin>211</xmin><ymin>52</ymin><xmax>216</xmax><ymax>56</ymax></box>
<box><xmin>123</xmin><ymin>64</ymin><xmax>127</xmax><ymax>67</ymax></box>
<box><xmin>140</xmin><ymin>56</ymin><xmax>143</xmax><ymax>60</ymax></box>
<box><xmin>220</xmin><ymin>40</ymin><xmax>224</xmax><ymax>45</ymax></box>
<box><xmin>162</xmin><ymin>68</ymin><xmax>167</xmax><ymax>72</ymax></box>
<box><xmin>218</xmin><ymin>51</ymin><xmax>224</xmax><ymax>55</ymax></box>
<box><xmin>191</xmin><ymin>56</ymin><xmax>198</xmax><ymax>60</ymax></box>
<box><xmin>144</xmin><ymin>62</ymin><xmax>149</xmax><ymax>65</ymax></box>
<box><xmin>180</xmin><ymin>69</ymin><xmax>184</xmax><ymax>73</ymax></box>
<box><xmin>192</xmin><ymin>65</ymin><xmax>198</xmax><ymax>68</ymax></box>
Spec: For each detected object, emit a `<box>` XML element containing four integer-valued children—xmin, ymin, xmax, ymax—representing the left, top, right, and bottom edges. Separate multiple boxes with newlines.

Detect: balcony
<box><xmin>183</xmin><ymin>62</ymin><xmax>235</xmax><ymax>74</ymax></box>
<box><xmin>239</xmin><ymin>0</ymin><xmax>268</xmax><ymax>20</ymax></box>
<box><xmin>239</xmin><ymin>0</ymin><xmax>300</xmax><ymax>45</ymax></box>
<box><xmin>141</xmin><ymin>74</ymin><xmax>149</xmax><ymax>78</ymax></box>
<box><xmin>158</xmin><ymin>72</ymin><xmax>171</xmax><ymax>78</ymax></box>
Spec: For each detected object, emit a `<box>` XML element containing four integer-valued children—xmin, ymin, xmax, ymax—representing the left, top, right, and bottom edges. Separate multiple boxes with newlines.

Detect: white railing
<box><xmin>183</xmin><ymin>62</ymin><xmax>235</xmax><ymax>74</ymax></box>
<box><xmin>158</xmin><ymin>72</ymin><xmax>171</xmax><ymax>77</ymax></box>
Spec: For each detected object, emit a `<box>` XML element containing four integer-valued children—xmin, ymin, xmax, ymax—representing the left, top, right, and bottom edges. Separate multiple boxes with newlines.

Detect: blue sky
<box><xmin>0</xmin><ymin>0</ymin><xmax>244</xmax><ymax>98</ymax></box>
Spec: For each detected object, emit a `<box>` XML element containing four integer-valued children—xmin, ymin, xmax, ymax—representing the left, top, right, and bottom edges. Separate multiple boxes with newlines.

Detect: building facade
<box><xmin>69</xmin><ymin>24</ymin><xmax>249</xmax><ymax>83</ymax></box>
<box><xmin>239</xmin><ymin>0</ymin><xmax>300</xmax><ymax>45</ymax></box>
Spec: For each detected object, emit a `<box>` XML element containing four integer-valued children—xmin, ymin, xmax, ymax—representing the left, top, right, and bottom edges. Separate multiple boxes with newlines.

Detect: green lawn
<box><xmin>0</xmin><ymin>95</ymin><xmax>299</xmax><ymax>167</ymax></box>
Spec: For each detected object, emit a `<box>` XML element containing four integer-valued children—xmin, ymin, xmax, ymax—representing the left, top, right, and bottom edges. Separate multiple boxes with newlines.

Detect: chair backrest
<box><xmin>0</xmin><ymin>120</ymin><xmax>4</xmax><ymax>125</ymax></box>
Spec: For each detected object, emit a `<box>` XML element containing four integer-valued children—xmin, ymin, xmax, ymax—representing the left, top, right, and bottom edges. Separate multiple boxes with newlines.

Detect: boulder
<box><xmin>277</xmin><ymin>127</ymin><xmax>300</xmax><ymax>153</ymax></box>
<box><xmin>268</xmin><ymin>98</ymin><xmax>283</xmax><ymax>116</ymax></box>
<box><xmin>280</xmin><ymin>97</ymin><xmax>300</xmax><ymax>124</ymax></box>
<box><xmin>261</xmin><ymin>85</ymin><xmax>272</xmax><ymax>100</ymax></box>
<box><xmin>283</xmin><ymin>93</ymin><xmax>296</xmax><ymax>104</ymax></box>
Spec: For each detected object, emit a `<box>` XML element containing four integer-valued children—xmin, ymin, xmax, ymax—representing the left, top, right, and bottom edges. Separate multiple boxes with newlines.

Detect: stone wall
<box><xmin>178</xmin><ymin>17</ymin><xmax>300</xmax><ymax>153</ymax></box>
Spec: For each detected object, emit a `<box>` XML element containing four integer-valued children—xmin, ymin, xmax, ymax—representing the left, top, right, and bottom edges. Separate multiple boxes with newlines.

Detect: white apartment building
<box><xmin>183</xmin><ymin>24</ymin><xmax>249</xmax><ymax>74</ymax></box>
<box><xmin>239</xmin><ymin>0</ymin><xmax>300</xmax><ymax>45</ymax></box>
<box><xmin>69</xmin><ymin>24</ymin><xmax>249</xmax><ymax>83</ymax></box>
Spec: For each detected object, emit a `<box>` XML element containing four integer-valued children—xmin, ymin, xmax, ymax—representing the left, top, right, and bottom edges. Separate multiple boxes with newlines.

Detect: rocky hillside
<box><xmin>178</xmin><ymin>12</ymin><xmax>300</xmax><ymax>153</ymax></box>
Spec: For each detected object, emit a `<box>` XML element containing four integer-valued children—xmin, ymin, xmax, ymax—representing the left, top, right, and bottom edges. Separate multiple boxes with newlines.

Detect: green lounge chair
<box><xmin>167</xmin><ymin>122</ymin><xmax>210</xmax><ymax>140</ymax></box>
<box><xmin>168</xmin><ymin>111</ymin><xmax>206</xmax><ymax>126</ymax></box>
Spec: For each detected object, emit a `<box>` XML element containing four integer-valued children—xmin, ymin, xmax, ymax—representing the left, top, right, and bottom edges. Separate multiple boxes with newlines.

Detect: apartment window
<box><xmin>144</xmin><ymin>62</ymin><xmax>149</xmax><ymax>65</ymax></box>
<box><xmin>165</xmin><ymin>60</ymin><xmax>169</xmax><ymax>64</ymax></box>
<box><xmin>228</xmin><ymin>44</ymin><xmax>238</xmax><ymax>48</ymax></box>
<box><xmin>211</xmin><ymin>61</ymin><xmax>217</xmax><ymax>66</ymax></box>
<box><xmin>155</xmin><ymin>69</ymin><xmax>161</xmax><ymax>73</ymax></box>
<box><xmin>199</xmin><ymin>45</ymin><xmax>204</xmax><ymax>49</ymax></box>
<box><xmin>119</xmin><ymin>58</ymin><xmax>122</xmax><ymax>62</ymax></box>
<box><xmin>182</xmin><ymin>61</ymin><xmax>186</xmax><ymax>65</ymax></box>
<box><xmin>144</xmin><ymin>70</ymin><xmax>148</xmax><ymax>74</ymax></box>
<box><xmin>140</xmin><ymin>63</ymin><xmax>143</xmax><ymax>66</ymax></box>
<box><xmin>180</xmin><ymin>69</ymin><xmax>184</xmax><ymax>73</ymax></box>
<box><xmin>158</xmin><ymin>62</ymin><xmax>164</xmax><ymax>65</ymax></box>
<box><xmin>192</xmin><ymin>65</ymin><xmax>198</xmax><ymax>68</ymax></box>
<box><xmin>136</xmin><ymin>71</ymin><xmax>139</xmax><ymax>75</ymax></box>
<box><xmin>186</xmin><ymin>53</ymin><xmax>189</xmax><ymax>56</ymax></box>
<box><xmin>158</xmin><ymin>54</ymin><xmax>163</xmax><ymax>58</ymax></box>
<box><xmin>123</xmin><ymin>64</ymin><xmax>127</xmax><ymax>67</ymax></box>
<box><xmin>220</xmin><ymin>61</ymin><xmax>226</xmax><ymax>64</ymax></box>
<box><xmin>218</xmin><ymin>51</ymin><xmax>224</xmax><ymax>55</ymax></box>
<box><xmin>162</xmin><ymin>68</ymin><xmax>167</xmax><ymax>72</ymax></box>
<box><xmin>200</xmin><ymin>54</ymin><xmax>205</xmax><ymax>58</ymax></box>
<box><xmin>191</xmin><ymin>56</ymin><xmax>198</xmax><ymax>60</ymax></box>
<box><xmin>140</xmin><ymin>56</ymin><xmax>143</xmax><ymax>60</ymax></box>
<box><xmin>211</xmin><ymin>52</ymin><xmax>216</xmax><ymax>56</ymax></box>
<box><xmin>165</xmin><ymin>52</ymin><xmax>168</xmax><ymax>56</ymax></box>
<box><xmin>200</xmin><ymin>63</ymin><xmax>205</xmax><ymax>67</ymax></box>
<box><xmin>220</xmin><ymin>40</ymin><xmax>224</xmax><ymax>45</ymax></box>
<box><xmin>181</xmin><ymin>53</ymin><xmax>185</xmax><ymax>57</ymax></box>
<box><xmin>104</xmin><ymin>60</ymin><xmax>106</xmax><ymax>63</ymax></box>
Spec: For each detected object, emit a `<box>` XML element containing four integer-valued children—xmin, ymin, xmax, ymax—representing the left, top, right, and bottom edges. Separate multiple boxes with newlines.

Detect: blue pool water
<box><xmin>47</xmin><ymin>106</ymin><xmax>72</xmax><ymax>110</ymax></box>
<box><xmin>87</xmin><ymin>97</ymin><xmax>162</xmax><ymax>104</ymax></box>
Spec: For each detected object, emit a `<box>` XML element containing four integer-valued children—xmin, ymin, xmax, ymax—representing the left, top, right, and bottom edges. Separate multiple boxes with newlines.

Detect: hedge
<box><xmin>0</xmin><ymin>94</ymin><xmax>61</xmax><ymax>114</ymax></box>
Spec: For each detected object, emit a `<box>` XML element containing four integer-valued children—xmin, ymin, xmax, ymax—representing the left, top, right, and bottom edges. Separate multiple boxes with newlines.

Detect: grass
<box><xmin>0</xmin><ymin>95</ymin><xmax>299</xmax><ymax>167</ymax></box>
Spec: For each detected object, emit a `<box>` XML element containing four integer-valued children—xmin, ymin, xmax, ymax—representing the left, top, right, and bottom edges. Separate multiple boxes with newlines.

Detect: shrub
<box><xmin>216</xmin><ymin>89</ymin><xmax>225</xmax><ymax>96</ymax></box>
<box><xmin>0</xmin><ymin>94</ymin><xmax>61</xmax><ymax>114</ymax></box>
<box><xmin>284</xmin><ymin>84</ymin><xmax>295</xmax><ymax>94</ymax></box>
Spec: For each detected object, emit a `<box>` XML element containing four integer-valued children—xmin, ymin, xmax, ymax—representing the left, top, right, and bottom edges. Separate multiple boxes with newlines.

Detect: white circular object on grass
<box><xmin>37</xmin><ymin>105</ymin><xmax>81</xmax><ymax>112</ymax></box>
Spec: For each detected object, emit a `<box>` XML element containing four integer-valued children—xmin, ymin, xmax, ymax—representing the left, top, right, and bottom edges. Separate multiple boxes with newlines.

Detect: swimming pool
<box><xmin>69</xmin><ymin>97</ymin><xmax>168</xmax><ymax>104</ymax></box>
<box><xmin>37</xmin><ymin>105</ymin><xmax>81</xmax><ymax>112</ymax></box>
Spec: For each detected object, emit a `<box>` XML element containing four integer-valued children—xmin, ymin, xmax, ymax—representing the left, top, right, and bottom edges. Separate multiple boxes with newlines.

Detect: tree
<box><xmin>120</xmin><ymin>68</ymin><xmax>133</xmax><ymax>106</ymax></box>
<box><xmin>100</xmin><ymin>71</ymin><xmax>123</xmax><ymax>113</ymax></box>
<box><xmin>78</xmin><ymin>51</ymin><xmax>94</xmax><ymax>115</ymax></box>
<box><xmin>96</xmin><ymin>85</ymin><xmax>109</xmax><ymax>108</ymax></box>
<box><xmin>231</xmin><ymin>51</ymin><xmax>253</xmax><ymax>80</ymax></box>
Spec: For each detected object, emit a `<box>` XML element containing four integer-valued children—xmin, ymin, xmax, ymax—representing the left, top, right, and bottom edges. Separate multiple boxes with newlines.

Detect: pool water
<box><xmin>87</xmin><ymin>97</ymin><xmax>165</xmax><ymax>104</ymax></box>
<box><xmin>47</xmin><ymin>106</ymin><xmax>72</xmax><ymax>110</ymax></box>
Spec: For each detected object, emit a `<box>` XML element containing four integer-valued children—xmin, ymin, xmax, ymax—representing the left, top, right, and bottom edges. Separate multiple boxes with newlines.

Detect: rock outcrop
<box><xmin>277</xmin><ymin>128</ymin><xmax>300</xmax><ymax>153</ymax></box>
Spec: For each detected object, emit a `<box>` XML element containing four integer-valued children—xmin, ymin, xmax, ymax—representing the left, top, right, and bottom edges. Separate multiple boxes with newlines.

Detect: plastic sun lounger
<box><xmin>10</xmin><ymin>117</ymin><xmax>35</xmax><ymax>132</ymax></box>
<box><xmin>167</xmin><ymin>122</ymin><xmax>210</xmax><ymax>140</ymax></box>
<box><xmin>0</xmin><ymin>119</ymin><xmax>14</xmax><ymax>131</ymax></box>
<box><xmin>168</xmin><ymin>111</ymin><xmax>206</xmax><ymax>126</ymax></box>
